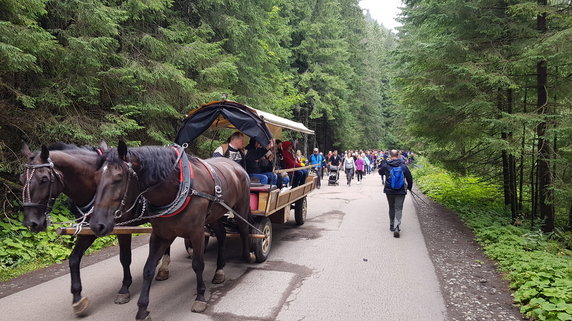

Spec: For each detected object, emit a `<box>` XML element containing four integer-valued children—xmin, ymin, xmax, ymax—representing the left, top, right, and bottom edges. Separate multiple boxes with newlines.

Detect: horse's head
<box><xmin>20</xmin><ymin>144</ymin><xmax>65</xmax><ymax>232</ymax></box>
<box><xmin>20</xmin><ymin>141</ymin><xmax>108</xmax><ymax>233</ymax></box>
<box><xmin>90</xmin><ymin>141</ymin><xmax>141</xmax><ymax>236</ymax></box>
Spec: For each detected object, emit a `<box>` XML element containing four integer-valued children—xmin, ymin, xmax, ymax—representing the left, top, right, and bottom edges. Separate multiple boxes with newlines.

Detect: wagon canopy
<box><xmin>174</xmin><ymin>100</ymin><xmax>314</xmax><ymax>146</ymax></box>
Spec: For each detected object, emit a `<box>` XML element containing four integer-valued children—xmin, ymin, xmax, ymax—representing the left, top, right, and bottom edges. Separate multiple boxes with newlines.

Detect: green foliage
<box><xmin>413</xmin><ymin>158</ymin><xmax>572</xmax><ymax>321</ymax></box>
<box><xmin>395</xmin><ymin>0</ymin><xmax>572</xmax><ymax>231</ymax></box>
<box><xmin>0</xmin><ymin>197</ymin><xmax>116</xmax><ymax>280</ymax></box>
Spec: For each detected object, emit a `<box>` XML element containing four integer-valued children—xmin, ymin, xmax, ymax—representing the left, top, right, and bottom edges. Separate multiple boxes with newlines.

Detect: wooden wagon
<box><xmin>58</xmin><ymin>100</ymin><xmax>317</xmax><ymax>263</ymax></box>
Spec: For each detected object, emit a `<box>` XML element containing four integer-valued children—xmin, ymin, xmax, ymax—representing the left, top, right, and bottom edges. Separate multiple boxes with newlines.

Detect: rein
<box><xmin>22</xmin><ymin>158</ymin><xmax>64</xmax><ymax>224</ymax></box>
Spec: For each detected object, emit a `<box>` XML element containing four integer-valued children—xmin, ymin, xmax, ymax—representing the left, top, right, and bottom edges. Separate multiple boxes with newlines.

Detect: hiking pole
<box><xmin>410</xmin><ymin>189</ymin><xmax>430</xmax><ymax>207</ymax></box>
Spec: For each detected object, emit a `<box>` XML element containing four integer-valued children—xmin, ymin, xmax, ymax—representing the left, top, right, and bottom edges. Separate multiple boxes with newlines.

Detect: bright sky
<box><xmin>359</xmin><ymin>0</ymin><xmax>403</xmax><ymax>31</ymax></box>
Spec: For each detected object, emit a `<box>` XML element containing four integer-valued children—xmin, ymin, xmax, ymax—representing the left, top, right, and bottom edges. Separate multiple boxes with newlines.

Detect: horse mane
<box><xmin>29</xmin><ymin>142</ymin><xmax>104</xmax><ymax>167</ymax></box>
<box><xmin>106</xmin><ymin>146</ymin><xmax>177</xmax><ymax>188</ymax></box>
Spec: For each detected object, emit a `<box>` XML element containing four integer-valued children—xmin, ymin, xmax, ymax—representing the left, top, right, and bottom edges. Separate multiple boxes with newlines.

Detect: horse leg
<box><xmin>189</xmin><ymin>231</ymin><xmax>208</xmax><ymax>313</ymax></box>
<box><xmin>155</xmin><ymin>246</ymin><xmax>170</xmax><ymax>281</ymax></box>
<box><xmin>115</xmin><ymin>234</ymin><xmax>132</xmax><ymax>304</ymax></box>
<box><xmin>136</xmin><ymin>234</ymin><xmax>173</xmax><ymax>321</ymax></box>
<box><xmin>236</xmin><ymin>205</ymin><xmax>256</xmax><ymax>263</ymax></box>
<box><xmin>211</xmin><ymin>222</ymin><xmax>226</xmax><ymax>284</ymax></box>
<box><xmin>69</xmin><ymin>235</ymin><xmax>96</xmax><ymax>316</ymax></box>
<box><xmin>184</xmin><ymin>238</ymin><xmax>193</xmax><ymax>258</ymax></box>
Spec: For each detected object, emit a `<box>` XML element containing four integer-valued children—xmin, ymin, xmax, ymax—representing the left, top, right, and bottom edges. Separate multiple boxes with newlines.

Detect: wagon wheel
<box><xmin>294</xmin><ymin>197</ymin><xmax>307</xmax><ymax>225</ymax></box>
<box><xmin>250</xmin><ymin>216</ymin><xmax>272</xmax><ymax>263</ymax></box>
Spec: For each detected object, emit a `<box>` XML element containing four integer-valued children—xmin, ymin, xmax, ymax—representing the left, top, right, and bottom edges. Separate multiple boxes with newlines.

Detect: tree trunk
<box><xmin>536</xmin><ymin>1</ymin><xmax>554</xmax><ymax>232</ymax></box>
<box><xmin>499</xmin><ymin>90</ymin><xmax>511</xmax><ymax>212</ymax></box>
<box><xmin>518</xmin><ymin>88</ymin><xmax>527</xmax><ymax>215</ymax></box>
<box><xmin>499</xmin><ymin>89</ymin><xmax>517</xmax><ymax>222</ymax></box>
<box><xmin>568</xmin><ymin>203</ymin><xmax>572</xmax><ymax>231</ymax></box>
<box><xmin>530</xmin><ymin>138</ymin><xmax>536</xmax><ymax>229</ymax></box>
<box><xmin>507</xmin><ymin>89</ymin><xmax>518</xmax><ymax>222</ymax></box>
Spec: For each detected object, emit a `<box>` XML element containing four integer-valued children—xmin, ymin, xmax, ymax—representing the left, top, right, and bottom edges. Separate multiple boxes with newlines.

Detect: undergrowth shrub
<box><xmin>412</xmin><ymin>158</ymin><xmax>572</xmax><ymax>321</ymax></box>
<box><xmin>0</xmin><ymin>197</ymin><xmax>116</xmax><ymax>280</ymax></box>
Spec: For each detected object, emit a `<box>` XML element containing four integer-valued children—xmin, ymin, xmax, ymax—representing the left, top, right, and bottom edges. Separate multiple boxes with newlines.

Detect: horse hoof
<box><xmin>72</xmin><ymin>296</ymin><xmax>89</xmax><ymax>316</ymax></box>
<box><xmin>212</xmin><ymin>270</ymin><xmax>225</xmax><ymax>284</ymax></box>
<box><xmin>136</xmin><ymin>313</ymin><xmax>151</xmax><ymax>321</ymax></box>
<box><xmin>155</xmin><ymin>270</ymin><xmax>169</xmax><ymax>281</ymax></box>
<box><xmin>191</xmin><ymin>300</ymin><xmax>208</xmax><ymax>313</ymax></box>
<box><xmin>248</xmin><ymin>252</ymin><xmax>256</xmax><ymax>264</ymax></box>
<box><xmin>114</xmin><ymin>292</ymin><xmax>130</xmax><ymax>304</ymax></box>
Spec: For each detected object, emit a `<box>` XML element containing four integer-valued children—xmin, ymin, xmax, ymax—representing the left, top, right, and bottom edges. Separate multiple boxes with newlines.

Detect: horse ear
<box><xmin>99</xmin><ymin>140</ymin><xmax>108</xmax><ymax>152</ymax></box>
<box><xmin>40</xmin><ymin>145</ymin><xmax>49</xmax><ymax>161</ymax></box>
<box><xmin>118</xmin><ymin>140</ymin><xmax>128</xmax><ymax>161</ymax></box>
<box><xmin>21</xmin><ymin>143</ymin><xmax>33</xmax><ymax>158</ymax></box>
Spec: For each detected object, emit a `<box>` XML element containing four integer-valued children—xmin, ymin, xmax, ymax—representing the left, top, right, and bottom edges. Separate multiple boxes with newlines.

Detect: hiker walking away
<box><xmin>355</xmin><ymin>154</ymin><xmax>365</xmax><ymax>184</ymax></box>
<box><xmin>310</xmin><ymin>147</ymin><xmax>325</xmax><ymax>189</ymax></box>
<box><xmin>341</xmin><ymin>151</ymin><xmax>356</xmax><ymax>186</ymax></box>
<box><xmin>379</xmin><ymin>149</ymin><xmax>413</xmax><ymax>238</ymax></box>
<box><xmin>363</xmin><ymin>153</ymin><xmax>371</xmax><ymax>176</ymax></box>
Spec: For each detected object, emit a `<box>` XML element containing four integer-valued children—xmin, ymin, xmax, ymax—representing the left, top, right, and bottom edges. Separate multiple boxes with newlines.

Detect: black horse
<box><xmin>20</xmin><ymin>143</ymin><xmax>173</xmax><ymax>316</ymax></box>
<box><xmin>89</xmin><ymin>142</ymin><xmax>254</xmax><ymax>321</ymax></box>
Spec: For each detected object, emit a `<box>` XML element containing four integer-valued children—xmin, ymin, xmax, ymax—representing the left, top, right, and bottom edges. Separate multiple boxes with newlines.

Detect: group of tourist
<box><xmin>212</xmin><ymin>132</ymin><xmax>309</xmax><ymax>190</ymax></box>
<box><xmin>213</xmin><ymin>132</ymin><xmax>415</xmax><ymax>239</ymax></box>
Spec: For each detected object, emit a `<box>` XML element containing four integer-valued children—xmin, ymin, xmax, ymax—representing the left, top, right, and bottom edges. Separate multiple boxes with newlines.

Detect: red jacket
<box><xmin>281</xmin><ymin>141</ymin><xmax>295</xmax><ymax>169</ymax></box>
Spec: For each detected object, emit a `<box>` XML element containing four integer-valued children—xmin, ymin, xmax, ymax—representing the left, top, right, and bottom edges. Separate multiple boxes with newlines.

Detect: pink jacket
<box><xmin>355</xmin><ymin>158</ymin><xmax>365</xmax><ymax>171</ymax></box>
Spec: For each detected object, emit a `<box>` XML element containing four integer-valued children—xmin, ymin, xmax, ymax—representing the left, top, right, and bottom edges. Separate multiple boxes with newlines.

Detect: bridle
<box><xmin>22</xmin><ymin>158</ymin><xmax>64</xmax><ymax>222</ymax></box>
<box><xmin>110</xmin><ymin>160</ymin><xmax>143</xmax><ymax>220</ymax></box>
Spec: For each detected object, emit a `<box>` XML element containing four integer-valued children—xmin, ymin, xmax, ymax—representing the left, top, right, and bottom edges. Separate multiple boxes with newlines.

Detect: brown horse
<box><xmin>20</xmin><ymin>142</ymin><xmax>172</xmax><ymax>316</ymax></box>
<box><xmin>89</xmin><ymin>142</ymin><xmax>254</xmax><ymax>321</ymax></box>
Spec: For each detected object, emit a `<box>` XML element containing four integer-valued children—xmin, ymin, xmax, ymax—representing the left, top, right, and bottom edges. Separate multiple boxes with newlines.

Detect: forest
<box><xmin>0</xmin><ymin>0</ymin><xmax>396</xmax><ymax>209</ymax></box>
<box><xmin>0</xmin><ymin>0</ymin><xmax>571</xmax><ymax>319</ymax></box>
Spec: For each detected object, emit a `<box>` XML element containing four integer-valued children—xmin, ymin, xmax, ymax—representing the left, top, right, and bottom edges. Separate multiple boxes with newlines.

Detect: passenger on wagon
<box><xmin>244</xmin><ymin>138</ymin><xmax>277</xmax><ymax>185</ymax></box>
<box><xmin>274</xmin><ymin>140</ymin><xmax>290</xmax><ymax>188</ymax></box>
<box><xmin>212</xmin><ymin>132</ymin><xmax>246</xmax><ymax>168</ymax></box>
<box><xmin>282</xmin><ymin>141</ymin><xmax>307</xmax><ymax>188</ymax></box>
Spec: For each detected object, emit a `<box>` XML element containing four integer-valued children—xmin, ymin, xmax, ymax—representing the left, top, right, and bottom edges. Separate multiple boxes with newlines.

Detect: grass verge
<box><xmin>412</xmin><ymin>158</ymin><xmax>572</xmax><ymax>321</ymax></box>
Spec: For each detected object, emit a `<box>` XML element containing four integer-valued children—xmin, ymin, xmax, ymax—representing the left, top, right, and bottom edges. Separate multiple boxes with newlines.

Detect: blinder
<box><xmin>22</xmin><ymin>158</ymin><xmax>64</xmax><ymax>221</ymax></box>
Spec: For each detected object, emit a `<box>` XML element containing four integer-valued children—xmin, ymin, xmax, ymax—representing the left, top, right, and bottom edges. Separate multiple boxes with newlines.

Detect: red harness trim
<box><xmin>160</xmin><ymin>196</ymin><xmax>191</xmax><ymax>218</ymax></box>
<box><xmin>159</xmin><ymin>147</ymin><xmax>195</xmax><ymax>218</ymax></box>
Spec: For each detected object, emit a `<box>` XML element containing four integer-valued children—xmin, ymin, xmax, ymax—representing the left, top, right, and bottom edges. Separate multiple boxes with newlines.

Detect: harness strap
<box><xmin>196</xmin><ymin>159</ymin><xmax>223</xmax><ymax>198</ymax></box>
<box><xmin>75</xmin><ymin>195</ymin><xmax>96</xmax><ymax>215</ymax></box>
<box><xmin>189</xmin><ymin>189</ymin><xmax>263</xmax><ymax>235</ymax></box>
<box><xmin>152</xmin><ymin>146</ymin><xmax>194</xmax><ymax>218</ymax></box>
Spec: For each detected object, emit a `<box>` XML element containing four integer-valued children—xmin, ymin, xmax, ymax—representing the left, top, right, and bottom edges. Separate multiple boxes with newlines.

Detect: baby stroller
<box><xmin>328</xmin><ymin>165</ymin><xmax>340</xmax><ymax>186</ymax></box>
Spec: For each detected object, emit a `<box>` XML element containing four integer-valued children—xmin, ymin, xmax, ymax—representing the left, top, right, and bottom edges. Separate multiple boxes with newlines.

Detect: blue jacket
<box><xmin>310</xmin><ymin>154</ymin><xmax>325</xmax><ymax>168</ymax></box>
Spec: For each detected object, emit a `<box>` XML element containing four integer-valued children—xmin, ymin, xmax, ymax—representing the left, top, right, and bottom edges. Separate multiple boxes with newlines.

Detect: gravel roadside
<box><xmin>411</xmin><ymin>186</ymin><xmax>525</xmax><ymax>321</ymax></box>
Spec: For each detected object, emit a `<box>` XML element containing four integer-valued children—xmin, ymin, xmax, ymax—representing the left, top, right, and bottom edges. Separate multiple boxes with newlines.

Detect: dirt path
<box><xmin>411</xmin><ymin>187</ymin><xmax>524</xmax><ymax>321</ymax></box>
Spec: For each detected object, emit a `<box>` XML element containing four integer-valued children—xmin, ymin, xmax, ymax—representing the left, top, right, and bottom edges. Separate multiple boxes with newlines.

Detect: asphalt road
<box><xmin>0</xmin><ymin>172</ymin><xmax>447</xmax><ymax>321</ymax></box>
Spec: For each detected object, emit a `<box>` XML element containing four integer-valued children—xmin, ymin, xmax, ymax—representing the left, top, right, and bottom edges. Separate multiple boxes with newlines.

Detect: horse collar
<box><xmin>151</xmin><ymin>146</ymin><xmax>194</xmax><ymax>218</ymax></box>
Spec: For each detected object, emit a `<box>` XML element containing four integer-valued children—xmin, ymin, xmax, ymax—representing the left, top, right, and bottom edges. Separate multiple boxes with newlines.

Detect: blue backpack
<box><xmin>389</xmin><ymin>166</ymin><xmax>405</xmax><ymax>189</ymax></box>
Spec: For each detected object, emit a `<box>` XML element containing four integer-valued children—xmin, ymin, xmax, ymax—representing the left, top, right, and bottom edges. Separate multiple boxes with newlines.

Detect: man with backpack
<box><xmin>378</xmin><ymin>149</ymin><xmax>413</xmax><ymax>238</ymax></box>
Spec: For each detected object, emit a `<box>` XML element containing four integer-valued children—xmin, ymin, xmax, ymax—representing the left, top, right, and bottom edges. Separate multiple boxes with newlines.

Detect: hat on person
<box><xmin>313</xmin><ymin>147</ymin><xmax>319</xmax><ymax>152</ymax></box>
